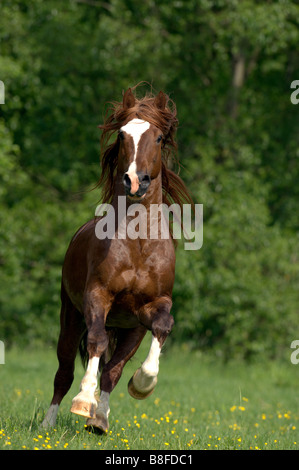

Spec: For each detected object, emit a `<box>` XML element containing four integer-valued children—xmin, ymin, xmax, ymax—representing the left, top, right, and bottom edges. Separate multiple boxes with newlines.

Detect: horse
<box><xmin>42</xmin><ymin>87</ymin><xmax>193</xmax><ymax>433</ymax></box>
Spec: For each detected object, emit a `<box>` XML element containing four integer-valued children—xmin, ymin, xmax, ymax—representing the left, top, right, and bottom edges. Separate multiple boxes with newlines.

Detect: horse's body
<box><xmin>42</xmin><ymin>88</ymin><xmax>192</xmax><ymax>432</ymax></box>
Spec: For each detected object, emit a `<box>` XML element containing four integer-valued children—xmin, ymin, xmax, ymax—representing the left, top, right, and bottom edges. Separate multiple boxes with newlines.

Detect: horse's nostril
<box><xmin>138</xmin><ymin>173</ymin><xmax>151</xmax><ymax>188</ymax></box>
<box><xmin>123</xmin><ymin>173</ymin><xmax>131</xmax><ymax>189</ymax></box>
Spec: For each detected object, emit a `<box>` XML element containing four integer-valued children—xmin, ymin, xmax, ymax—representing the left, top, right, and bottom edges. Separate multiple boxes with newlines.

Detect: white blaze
<box><xmin>121</xmin><ymin>118</ymin><xmax>150</xmax><ymax>161</ymax></box>
<box><xmin>121</xmin><ymin>118</ymin><xmax>150</xmax><ymax>193</ymax></box>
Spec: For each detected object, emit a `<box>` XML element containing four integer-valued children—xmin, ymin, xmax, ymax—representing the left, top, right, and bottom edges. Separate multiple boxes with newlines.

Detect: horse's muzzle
<box><xmin>123</xmin><ymin>171</ymin><xmax>151</xmax><ymax>198</ymax></box>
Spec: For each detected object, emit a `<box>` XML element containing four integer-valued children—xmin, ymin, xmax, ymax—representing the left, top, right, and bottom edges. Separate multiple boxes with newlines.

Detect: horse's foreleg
<box><xmin>128</xmin><ymin>298</ymin><xmax>174</xmax><ymax>400</ymax></box>
<box><xmin>70</xmin><ymin>289</ymin><xmax>110</xmax><ymax>420</ymax></box>
<box><xmin>86</xmin><ymin>326</ymin><xmax>147</xmax><ymax>432</ymax></box>
<box><xmin>70</xmin><ymin>355</ymin><xmax>103</xmax><ymax>419</ymax></box>
<box><xmin>128</xmin><ymin>335</ymin><xmax>160</xmax><ymax>399</ymax></box>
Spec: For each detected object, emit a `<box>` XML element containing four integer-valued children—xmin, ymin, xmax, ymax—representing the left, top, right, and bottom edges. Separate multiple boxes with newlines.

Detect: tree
<box><xmin>0</xmin><ymin>0</ymin><xmax>298</xmax><ymax>359</ymax></box>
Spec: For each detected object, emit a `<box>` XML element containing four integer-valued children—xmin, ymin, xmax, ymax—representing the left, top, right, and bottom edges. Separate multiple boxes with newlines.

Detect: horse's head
<box><xmin>118</xmin><ymin>89</ymin><xmax>167</xmax><ymax>200</ymax></box>
<box><xmin>98</xmin><ymin>86</ymin><xmax>185</xmax><ymax>207</ymax></box>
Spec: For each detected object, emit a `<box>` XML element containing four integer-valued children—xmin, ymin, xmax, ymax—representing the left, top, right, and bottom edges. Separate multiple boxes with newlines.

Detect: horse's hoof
<box><xmin>70</xmin><ymin>397</ymin><xmax>97</xmax><ymax>419</ymax></box>
<box><xmin>127</xmin><ymin>370</ymin><xmax>157</xmax><ymax>400</ymax></box>
<box><xmin>86</xmin><ymin>415</ymin><xmax>109</xmax><ymax>434</ymax></box>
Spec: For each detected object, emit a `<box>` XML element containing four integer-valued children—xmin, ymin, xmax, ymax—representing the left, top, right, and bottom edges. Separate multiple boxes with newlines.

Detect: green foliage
<box><xmin>0</xmin><ymin>0</ymin><xmax>298</xmax><ymax>359</ymax></box>
<box><xmin>173</xmin><ymin>169</ymin><xmax>299</xmax><ymax>360</ymax></box>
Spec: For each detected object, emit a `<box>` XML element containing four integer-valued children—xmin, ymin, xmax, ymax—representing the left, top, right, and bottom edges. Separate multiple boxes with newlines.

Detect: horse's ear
<box><xmin>154</xmin><ymin>91</ymin><xmax>167</xmax><ymax>110</ymax></box>
<box><xmin>123</xmin><ymin>88</ymin><xmax>135</xmax><ymax>109</ymax></box>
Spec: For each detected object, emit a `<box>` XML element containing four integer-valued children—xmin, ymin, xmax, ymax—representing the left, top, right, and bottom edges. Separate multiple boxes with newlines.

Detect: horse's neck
<box><xmin>110</xmin><ymin>173</ymin><xmax>165</xmax><ymax>241</ymax></box>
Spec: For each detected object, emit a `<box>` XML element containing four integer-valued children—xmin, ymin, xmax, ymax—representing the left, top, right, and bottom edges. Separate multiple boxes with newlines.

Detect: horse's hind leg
<box><xmin>42</xmin><ymin>291</ymin><xmax>84</xmax><ymax>428</ymax></box>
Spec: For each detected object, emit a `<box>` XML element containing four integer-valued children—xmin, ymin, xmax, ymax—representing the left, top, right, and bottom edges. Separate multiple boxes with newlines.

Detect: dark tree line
<box><xmin>0</xmin><ymin>0</ymin><xmax>298</xmax><ymax>359</ymax></box>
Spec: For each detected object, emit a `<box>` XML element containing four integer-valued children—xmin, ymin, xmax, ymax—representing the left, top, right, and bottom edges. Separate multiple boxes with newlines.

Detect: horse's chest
<box><xmin>111</xmin><ymin>251</ymin><xmax>173</xmax><ymax>298</ymax></box>
<box><xmin>113</xmin><ymin>266</ymin><xmax>161</xmax><ymax>297</ymax></box>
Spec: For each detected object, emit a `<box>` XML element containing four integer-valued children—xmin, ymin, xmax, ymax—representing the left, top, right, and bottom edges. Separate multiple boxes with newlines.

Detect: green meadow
<box><xmin>0</xmin><ymin>335</ymin><xmax>298</xmax><ymax>450</ymax></box>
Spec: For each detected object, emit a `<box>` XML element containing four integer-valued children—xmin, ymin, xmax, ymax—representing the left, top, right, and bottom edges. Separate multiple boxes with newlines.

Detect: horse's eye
<box><xmin>118</xmin><ymin>130</ymin><xmax>125</xmax><ymax>141</ymax></box>
<box><xmin>156</xmin><ymin>135</ymin><xmax>163</xmax><ymax>144</ymax></box>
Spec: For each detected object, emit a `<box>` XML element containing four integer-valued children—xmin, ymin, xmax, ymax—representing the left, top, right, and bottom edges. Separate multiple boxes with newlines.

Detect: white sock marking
<box><xmin>132</xmin><ymin>336</ymin><xmax>161</xmax><ymax>393</ymax></box>
<box><xmin>97</xmin><ymin>390</ymin><xmax>110</xmax><ymax>419</ymax></box>
<box><xmin>42</xmin><ymin>404</ymin><xmax>59</xmax><ymax>428</ymax></box>
<box><xmin>80</xmin><ymin>356</ymin><xmax>99</xmax><ymax>394</ymax></box>
<box><xmin>141</xmin><ymin>336</ymin><xmax>161</xmax><ymax>377</ymax></box>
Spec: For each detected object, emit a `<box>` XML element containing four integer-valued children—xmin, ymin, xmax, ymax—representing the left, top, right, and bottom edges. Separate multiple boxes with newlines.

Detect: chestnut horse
<box><xmin>42</xmin><ymin>87</ymin><xmax>193</xmax><ymax>432</ymax></box>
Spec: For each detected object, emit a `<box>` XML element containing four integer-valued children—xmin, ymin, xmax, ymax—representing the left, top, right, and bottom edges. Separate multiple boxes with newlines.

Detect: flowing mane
<box><xmin>97</xmin><ymin>87</ymin><xmax>193</xmax><ymax>210</ymax></box>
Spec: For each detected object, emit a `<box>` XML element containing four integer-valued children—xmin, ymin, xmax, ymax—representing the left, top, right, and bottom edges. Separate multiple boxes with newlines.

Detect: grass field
<box><xmin>0</xmin><ymin>334</ymin><xmax>298</xmax><ymax>450</ymax></box>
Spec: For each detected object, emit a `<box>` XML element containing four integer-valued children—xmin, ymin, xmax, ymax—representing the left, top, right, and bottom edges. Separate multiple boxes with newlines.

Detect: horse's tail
<box><xmin>79</xmin><ymin>329</ymin><xmax>117</xmax><ymax>372</ymax></box>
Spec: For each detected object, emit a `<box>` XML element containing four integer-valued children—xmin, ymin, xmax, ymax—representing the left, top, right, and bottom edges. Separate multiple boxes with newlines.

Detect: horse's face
<box><xmin>119</xmin><ymin>118</ymin><xmax>163</xmax><ymax>200</ymax></box>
